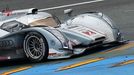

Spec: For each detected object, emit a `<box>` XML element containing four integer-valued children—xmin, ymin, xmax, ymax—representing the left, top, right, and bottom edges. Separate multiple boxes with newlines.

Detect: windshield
<box><xmin>30</xmin><ymin>17</ymin><xmax>59</xmax><ymax>27</ymax></box>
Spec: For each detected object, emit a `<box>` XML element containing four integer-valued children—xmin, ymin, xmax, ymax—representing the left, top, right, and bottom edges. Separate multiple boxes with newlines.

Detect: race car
<box><xmin>0</xmin><ymin>8</ymin><xmax>123</xmax><ymax>62</ymax></box>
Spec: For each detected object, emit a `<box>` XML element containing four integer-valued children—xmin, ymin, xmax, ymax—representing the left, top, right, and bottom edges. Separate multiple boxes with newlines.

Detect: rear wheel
<box><xmin>24</xmin><ymin>32</ymin><xmax>48</xmax><ymax>62</ymax></box>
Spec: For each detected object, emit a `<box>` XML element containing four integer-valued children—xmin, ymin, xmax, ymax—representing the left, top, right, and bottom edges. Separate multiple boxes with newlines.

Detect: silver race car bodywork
<box><xmin>61</xmin><ymin>11</ymin><xmax>122</xmax><ymax>44</ymax></box>
<box><xmin>0</xmin><ymin>8</ymin><xmax>122</xmax><ymax>62</ymax></box>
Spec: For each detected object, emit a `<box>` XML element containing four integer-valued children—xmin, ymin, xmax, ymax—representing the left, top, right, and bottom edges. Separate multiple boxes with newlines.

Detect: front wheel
<box><xmin>24</xmin><ymin>32</ymin><xmax>48</xmax><ymax>62</ymax></box>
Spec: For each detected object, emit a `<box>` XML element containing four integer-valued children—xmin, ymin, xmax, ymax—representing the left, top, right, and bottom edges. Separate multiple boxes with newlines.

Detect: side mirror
<box><xmin>64</xmin><ymin>9</ymin><xmax>73</xmax><ymax>17</ymax></box>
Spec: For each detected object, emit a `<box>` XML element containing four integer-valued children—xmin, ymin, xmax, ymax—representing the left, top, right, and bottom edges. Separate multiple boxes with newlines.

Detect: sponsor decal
<box><xmin>69</xmin><ymin>25</ymin><xmax>97</xmax><ymax>37</ymax></box>
<box><xmin>0</xmin><ymin>40</ymin><xmax>14</xmax><ymax>47</ymax></box>
<box><xmin>49</xmin><ymin>53</ymin><xmax>63</xmax><ymax>57</ymax></box>
<box><xmin>49</xmin><ymin>53</ymin><xmax>57</xmax><ymax>56</ymax></box>
<box><xmin>82</xmin><ymin>30</ymin><xmax>96</xmax><ymax>36</ymax></box>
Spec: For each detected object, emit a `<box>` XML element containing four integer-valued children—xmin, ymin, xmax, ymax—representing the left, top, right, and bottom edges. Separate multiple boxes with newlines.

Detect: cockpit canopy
<box><xmin>30</xmin><ymin>17</ymin><xmax>59</xmax><ymax>28</ymax></box>
<box><xmin>0</xmin><ymin>16</ymin><xmax>60</xmax><ymax>32</ymax></box>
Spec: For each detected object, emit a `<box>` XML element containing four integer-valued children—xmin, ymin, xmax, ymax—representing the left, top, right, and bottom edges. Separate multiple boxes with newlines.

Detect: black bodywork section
<box><xmin>0</xmin><ymin>32</ymin><xmax>26</xmax><ymax>59</ymax></box>
<box><xmin>0</xmin><ymin>21</ymin><xmax>30</xmax><ymax>59</ymax></box>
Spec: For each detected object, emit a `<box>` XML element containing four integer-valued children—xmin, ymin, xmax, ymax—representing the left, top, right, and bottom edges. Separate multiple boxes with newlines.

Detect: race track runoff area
<box><xmin>1</xmin><ymin>41</ymin><xmax>134</xmax><ymax>75</ymax></box>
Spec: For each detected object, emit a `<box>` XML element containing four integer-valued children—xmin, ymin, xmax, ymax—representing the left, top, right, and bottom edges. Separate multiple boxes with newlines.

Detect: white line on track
<box><xmin>39</xmin><ymin>0</ymin><xmax>104</xmax><ymax>11</ymax></box>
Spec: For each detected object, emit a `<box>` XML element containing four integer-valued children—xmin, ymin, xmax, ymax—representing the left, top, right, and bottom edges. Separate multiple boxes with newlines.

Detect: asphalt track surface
<box><xmin>0</xmin><ymin>0</ymin><xmax>134</xmax><ymax>75</ymax></box>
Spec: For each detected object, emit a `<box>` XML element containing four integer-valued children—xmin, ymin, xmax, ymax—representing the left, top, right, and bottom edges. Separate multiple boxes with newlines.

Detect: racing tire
<box><xmin>24</xmin><ymin>32</ymin><xmax>48</xmax><ymax>62</ymax></box>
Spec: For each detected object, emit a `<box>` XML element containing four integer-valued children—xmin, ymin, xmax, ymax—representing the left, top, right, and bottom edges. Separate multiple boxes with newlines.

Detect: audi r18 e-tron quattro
<box><xmin>0</xmin><ymin>8</ymin><xmax>123</xmax><ymax>62</ymax></box>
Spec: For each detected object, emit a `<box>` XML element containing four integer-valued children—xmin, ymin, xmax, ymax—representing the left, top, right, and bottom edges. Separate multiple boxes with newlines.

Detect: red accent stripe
<box><xmin>2</xmin><ymin>9</ymin><xmax>12</xmax><ymax>16</ymax></box>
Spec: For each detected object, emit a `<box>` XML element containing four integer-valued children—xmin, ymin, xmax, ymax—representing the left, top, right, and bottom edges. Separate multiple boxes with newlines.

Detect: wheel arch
<box><xmin>23</xmin><ymin>31</ymin><xmax>49</xmax><ymax>61</ymax></box>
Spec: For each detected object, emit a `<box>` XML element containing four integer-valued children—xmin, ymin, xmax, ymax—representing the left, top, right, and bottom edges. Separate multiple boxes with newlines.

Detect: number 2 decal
<box><xmin>82</xmin><ymin>30</ymin><xmax>96</xmax><ymax>36</ymax></box>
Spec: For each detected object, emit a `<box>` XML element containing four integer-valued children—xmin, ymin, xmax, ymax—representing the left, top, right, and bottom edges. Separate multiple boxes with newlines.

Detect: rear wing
<box><xmin>0</xmin><ymin>8</ymin><xmax>38</xmax><ymax>21</ymax></box>
<box><xmin>0</xmin><ymin>8</ymin><xmax>38</xmax><ymax>16</ymax></box>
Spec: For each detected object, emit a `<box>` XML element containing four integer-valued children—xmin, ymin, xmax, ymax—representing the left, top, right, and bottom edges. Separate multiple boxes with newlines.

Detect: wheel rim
<box><xmin>25</xmin><ymin>35</ymin><xmax>45</xmax><ymax>59</ymax></box>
